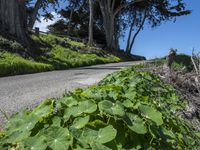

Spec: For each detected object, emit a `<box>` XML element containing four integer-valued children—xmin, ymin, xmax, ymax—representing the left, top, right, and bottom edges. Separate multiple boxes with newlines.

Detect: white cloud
<box><xmin>34</xmin><ymin>12</ymin><xmax>61</xmax><ymax>32</ymax></box>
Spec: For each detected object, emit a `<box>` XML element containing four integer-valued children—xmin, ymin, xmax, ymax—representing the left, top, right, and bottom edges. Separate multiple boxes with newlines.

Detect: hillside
<box><xmin>0</xmin><ymin>34</ymin><xmax>121</xmax><ymax>77</ymax></box>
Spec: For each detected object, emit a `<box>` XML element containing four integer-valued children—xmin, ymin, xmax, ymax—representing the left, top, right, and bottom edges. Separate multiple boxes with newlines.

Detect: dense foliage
<box><xmin>0</xmin><ymin>35</ymin><xmax>120</xmax><ymax>76</ymax></box>
<box><xmin>0</xmin><ymin>65</ymin><xmax>199</xmax><ymax>149</ymax></box>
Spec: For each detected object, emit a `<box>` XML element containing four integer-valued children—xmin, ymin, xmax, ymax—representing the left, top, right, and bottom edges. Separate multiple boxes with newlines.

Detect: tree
<box><xmin>125</xmin><ymin>6</ymin><xmax>147</xmax><ymax>54</ymax></box>
<box><xmin>48</xmin><ymin>0</ymin><xmax>106</xmax><ymax>45</ymax></box>
<box><xmin>96</xmin><ymin>0</ymin><xmax>136</xmax><ymax>50</ymax></box>
<box><xmin>27</xmin><ymin>0</ymin><xmax>42</xmax><ymax>29</ymax></box>
<box><xmin>88</xmin><ymin>0</ymin><xmax>94</xmax><ymax>46</ymax></box>
<box><xmin>0</xmin><ymin>0</ymin><xmax>29</xmax><ymax>45</ymax></box>
<box><xmin>26</xmin><ymin>0</ymin><xmax>61</xmax><ymax>29</ymax></box>
<box><xmin>125</xmin><ymin>0</ymin><xmax>191</xmax><ymax>54</ymax></box>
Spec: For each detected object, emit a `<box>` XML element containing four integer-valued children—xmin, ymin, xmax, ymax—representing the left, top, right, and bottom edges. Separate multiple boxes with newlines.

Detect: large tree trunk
<box><xmin>98</xmin><ymin>0</ymin><xmax>115</xmax><ymax>50</ymax></box>
<box><xmin>0</xmin><ymin>0</ymin><xmax>28</xmax><ymax>46</ymax></box>
<box><xmin>28</xmin><ymin>0</ymin><xmax>42</xmax><ymax>29</ymax></box>
<box><xmin>100</xmin><ymin>8</ymin><xmax>115</xmax><ymax>50</ymax></box>
<box><xmin>88</xmin><ymin>0</ymin><xmax>94</xmax><ymax>46</ymax></box>
<box><xmin>97</xmin><ymin>0</ymin><xmax>130</xmax><ymax>51</ymax></box>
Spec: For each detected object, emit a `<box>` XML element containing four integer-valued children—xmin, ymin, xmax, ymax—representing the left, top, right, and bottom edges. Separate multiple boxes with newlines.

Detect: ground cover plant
<box><xmin>0</xmin><ymin>34</ymin><xmax>120</xmax><ymax>77</ymax></box>
<box><xmin>0</xmin><ymin>65</ymin><xmax>199</xmax><ymax>150</ymax></box>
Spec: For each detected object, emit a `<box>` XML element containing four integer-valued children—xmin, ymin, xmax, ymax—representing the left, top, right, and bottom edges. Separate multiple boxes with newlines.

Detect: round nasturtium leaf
<box><xmin>61</xmin><ymin>96</ymin><xmax>78</xmax><ymax>107</ymax></box>
<box><xmin>52</xmin><ymin>116</ymin><xmax>62</xmax><ymax>127</ymax></box>
<box><xmin>42</xmin><ymin>126</ymin><xmax>72</xmax><ymax>150</ymax></box>
<box><xmin>91</xmin><ymin>142</ymin><xmax>112</xmax><ymax>150</ymax></box>
<box><xmin>22</xmin><ymin>135</ymin><xmax>47</xmax><ymax>150</ymax></box>
<box><xmin>98</xmin><ymin>100</ymin><xmax>125</xmax><ymax>117</ymax></box>
<box><xmin>139</xmin><ymin>105</ymin><xmax>163</xmax><ymax>126</ymax></box>
<box><xmin>71</xmin><ymin>116</ymin><xmax>90</xmax><ymax>129</ymax></box>
<box><xmin>78</xmin><ymin>100</ymin><xmax>97</xmax><ymax>114</ymax></box>
<box><xmin>5</xmin><ymin>112</ymin><xmax>38</xmax><ymax>143</ymax></box>
<box><xmin>63</xmin><ymin>105</ymin><xmax>83</xmax><ymax>121</ymax></box>
<box><xmin>32</xmin><ymin>99</ymin><xmax>54</xmax><ymax>118</ymax></box>
<box><xmin>122</xmin><ymin>99</ymin><xmax>134</xmax><ymax>108</ymax></box>
<box><xmin>124</xmin><ymin>113</ymin><xmax>147</xmax><ymax>134</ymax></box>
<box><xmin>74</xmin><ymin>125</ymin><xmax>117</xmax><ymax>145</ymax></box>
<box><xmin>97</xmin><ymin>125</ymin><xmax>117</xmax><ymax>144</ymax></box>
<box><xmin>63</xmin><ymin>100</ymin><xmax>97</xmax><ymax>121</ymax></box>
<box><xmin>6</xmin><ymin>111</ymin><xmax>38</xmax><ymax>134</ymax></box>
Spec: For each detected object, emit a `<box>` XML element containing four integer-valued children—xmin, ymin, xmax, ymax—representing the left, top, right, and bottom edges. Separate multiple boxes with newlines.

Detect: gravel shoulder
<box><xmin>0</xmin><ymin>61</ymin><xmax>144</xmax><ymax>127</ymax></box>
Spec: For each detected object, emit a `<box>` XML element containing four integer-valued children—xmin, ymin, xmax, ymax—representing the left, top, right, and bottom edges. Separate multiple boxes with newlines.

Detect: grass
<box><xmin>0</xmin><ymin>52</ymin><xmax>53</xmax><ymax>77</ymax></box>
<box><xmin>0</xmin><ymin>34</ymin><xmax>120</xmax><ymax>77</ymax></box>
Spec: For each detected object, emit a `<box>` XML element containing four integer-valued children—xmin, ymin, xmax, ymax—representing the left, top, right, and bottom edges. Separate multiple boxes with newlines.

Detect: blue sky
<box><xmin>35</xmin><ymin>0</ymin><xmax>200</xmax><ymax>59</ymax></box>
<box><xmin>120</xmin><ymin>0</ymin><xmax>200</xmax><ymax>59</ymax></box>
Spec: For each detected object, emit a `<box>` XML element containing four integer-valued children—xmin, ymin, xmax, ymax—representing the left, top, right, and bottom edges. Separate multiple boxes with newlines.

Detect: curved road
<box><xmin>0</xmin><ymin>61</ymin><xmax>144</xmax><ymax>127</ymax></box>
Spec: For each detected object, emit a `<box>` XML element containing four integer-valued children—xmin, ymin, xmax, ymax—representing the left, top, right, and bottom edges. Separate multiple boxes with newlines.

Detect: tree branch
<box><xmin>128</xmin><ymin>9</ymin><xmax>147</xmax><ymax>52</ymax></box>
<box><xmin>113</xmin><ymin>0</ymin><xmax>145</xmax><ymax>17</ymax></box>
<box><xmin>111</xmin><ymin>0</ymin><xmax>116</xmax><ymax>12</ymax></box>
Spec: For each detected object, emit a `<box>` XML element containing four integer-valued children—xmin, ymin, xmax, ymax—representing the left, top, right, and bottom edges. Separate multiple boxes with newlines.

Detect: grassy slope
<box><xmin>0</xmin><ymin>65</ymin><xmax>199</xmax><ymax>149</ymax></box>
<box><xmin>0</xmin><ymin>35</ymin><xmax>120</xmax><ymax>77</ymax></box>
<box><xmin>0</xmin><ymin>52</ymin><xmax>53</xmax><ymax>77</ymax></box>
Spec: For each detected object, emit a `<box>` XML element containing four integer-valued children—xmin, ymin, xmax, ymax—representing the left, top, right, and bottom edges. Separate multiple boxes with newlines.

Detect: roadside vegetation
<box><xmin>153</xmin><ymin>54</ymin><xmax>194</xmax><ymax>72</ymax></box>
<box><xmin>0</xmin><ymin>35</ymin><xmax>120</xmax><ymax>77</ymax></box>
<box><xmin>0</xmin><ymin>52</ymin><xmax>53</xmax><ymax>77</ymax></box>
<box><xmin>0</xmin><ymin>63</ymin><xmax>199</xmax><ymax>149</ymax></box>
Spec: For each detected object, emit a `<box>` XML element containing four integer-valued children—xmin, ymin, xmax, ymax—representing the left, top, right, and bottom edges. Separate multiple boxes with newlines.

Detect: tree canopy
<box><xmin>0</xmin><ymin>0</ymin><xmax>191</xmax><ymax>55</ymax></box>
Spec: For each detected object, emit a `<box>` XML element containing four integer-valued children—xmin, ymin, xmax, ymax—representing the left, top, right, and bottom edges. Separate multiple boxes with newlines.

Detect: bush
<box><xmin>173</xmin><ymin>54</ymin><xmax>193</xmax><ymax>71</ymax></box>
<box><xmin>1</xmin><ymin>66</ymin><xmax>199</xmax><ymax>149</ymax></box>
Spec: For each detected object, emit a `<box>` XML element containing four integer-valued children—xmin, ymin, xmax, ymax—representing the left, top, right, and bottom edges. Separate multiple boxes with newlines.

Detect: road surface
<box><xmin>0</xmin><ymin>61</ymin><xmax>144</xmax><ymax>127</ymax></box>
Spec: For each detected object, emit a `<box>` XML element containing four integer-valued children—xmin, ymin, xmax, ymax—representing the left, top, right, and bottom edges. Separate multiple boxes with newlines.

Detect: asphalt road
<box><xmin>0</xmin><ymin>61</ymin><xmax>144</xmax><ymax>127</ymax></box>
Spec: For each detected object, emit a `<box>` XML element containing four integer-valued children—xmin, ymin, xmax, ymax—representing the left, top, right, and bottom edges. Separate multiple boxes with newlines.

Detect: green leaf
<box><xmin>73</xmin><ymin>125</ymin><xmax>117</xmax><ymax>145</ymax></box>
<box><xmin>5</xmin><ymin>112</ymin><xmax>38</xmax><ymax>143</ymax></box>
<box><xmin>98</xmin><ymin>100</ymin><xmax>125</xmax><ymax>117</ymax></box>
<box><xmin>91</xmin><ymin>142</ymin><xmax>112</xmax><ymax>150</ymax></box>
<box><xmin>6</xmin><ymin>111</ymin><xmax>37</xmax><ymax>132</ymax></box>
<box><xmin>64</xmin><ymin>100</ymin><xmax>97</xmax><ymax>121</ymax></box>
<box><xmin>122</xmin><ymin>99</ymin><xmax>133</xmax><ymax>108</ymax></box>
<box><xmin>78</xmin><ymin>100</ymin><xmax>97</xmax><ymax>114</ymax></box>
<box><xmin>195</xmin><ymin>132</ymin><xmax>200</xmax><ymax>138</ymax></box>
<box><xmin>139</xmin><ymin>105</ymin><xmax>163</xmax><ymax>126</ymax></box>
<box><xmin>61</xmin><ymin>96</ymin><xmax>78</xmax><ymax>107</ymax></box>
<box><xmin>71</xmin><ymin>116</ymin><xmax>90</xmax><ymax>129</ymax></box>
<box><xmin>22</xmin><ymin>135</ymin><xmax>47</xmax><ymax>150</ymax></box>
<box><xmin>97</xmin><ymin>125</ymin><xmax>117</xmax><ymax>144</ymax></box>
<box><xmin>63</xmin><ymin>106</ymin><xmax>82</xmax><ymax>121</ymax></box>
<box><xmin>52</xmin><ymin>116</ymin><xmax>61</xmax><ymax>127</ymax></box>
<box><xmin>32</xmin><ymin>99</ymin><xmax>54</xmax><ymax>118</ymax></box>
<box><xmin>123</xmin><ymin>113</ymin><xmax>147</xmax><ymax>134</ymax></box>
<box><xmin>41</xmin><ymin>126</ymin><xmax>72</xmax><ymax>150</ymax></box>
